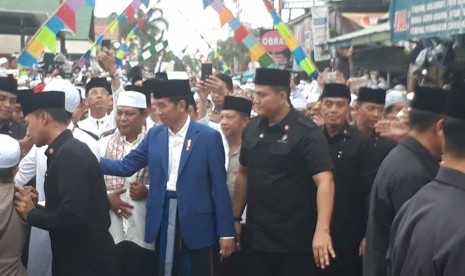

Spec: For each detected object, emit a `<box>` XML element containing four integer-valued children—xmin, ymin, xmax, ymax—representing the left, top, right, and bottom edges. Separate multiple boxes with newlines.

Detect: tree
<box><xmin>119</xmin><ymin>7</ymin><xmax>169</xmax><ymax>72</ymax></box>
<box><xmin>216</xmin><ymin>28</ymin><xmax>261</xmax><ymax>73</ymax></box>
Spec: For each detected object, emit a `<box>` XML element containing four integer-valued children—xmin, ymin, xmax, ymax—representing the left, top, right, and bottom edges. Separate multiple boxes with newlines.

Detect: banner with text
<box><xmin>311</xmin><ymin>6</ymin><xmax>330</xmax><ymax>61</ymax></box>
<box><xmin>390</xmin><ymin>0</ymin><xmax>465</xmax><ymax>42</ymax></box>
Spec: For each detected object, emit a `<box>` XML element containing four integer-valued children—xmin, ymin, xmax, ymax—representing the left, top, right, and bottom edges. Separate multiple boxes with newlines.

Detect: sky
<box><xmin>94</xmin><ymin>0</ymin><xmax>277</xmax><ymax>56</ymax></box>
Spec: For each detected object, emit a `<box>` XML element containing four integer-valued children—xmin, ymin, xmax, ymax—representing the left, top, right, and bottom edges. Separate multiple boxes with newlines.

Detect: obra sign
<box><xmin>260</xmin><ymin>30</ymin><xmax>287</xmax><ymax>53</ymax></box>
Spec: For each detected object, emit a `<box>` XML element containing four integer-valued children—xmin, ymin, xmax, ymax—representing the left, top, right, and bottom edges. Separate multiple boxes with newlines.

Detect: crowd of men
<box><xmin>1</xmin><ymin>45</ymin><xmax>465</xmax><ymax>276</ymax></box>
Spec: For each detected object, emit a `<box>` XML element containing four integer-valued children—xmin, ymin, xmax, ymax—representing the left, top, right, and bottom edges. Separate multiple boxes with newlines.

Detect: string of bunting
<box><xmin>175</xmin><ymin>7</ymin><xmax>228</xmax><ymax>73</ymax></box>
<box><xmin>137</xmin><ymin>38</ymin><xmax>168</xmax><ymax>64</ymax></box>
<box><xmin>261</xmin><ymin>0</ymin><xmax>317</xmax><ymax>75</ymax></box>
<box><xmin>115</xmin><ymin>8</ymin><xmax>156</xmax><ymax>67</ymax></box>
<box><xmin>75</xmin><ymin>0</ymin><xmax>150</xmax><ymax>69</ymax></box>
<box><xmin>203</xmin><ymin>0</ymin><xmax>276</xmax><ymax>69</ymax></box>
<box><xmin>18</xmin><ymin>0</ymin><xmax>96</xmax><ymax>68</ymax></box>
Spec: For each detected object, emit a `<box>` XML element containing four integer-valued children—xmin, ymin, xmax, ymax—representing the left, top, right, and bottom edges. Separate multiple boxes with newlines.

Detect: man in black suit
<box><xmin>14</xmin><ymin>89</ymin><xmax>117</xmax><ymax>276</ymax></box>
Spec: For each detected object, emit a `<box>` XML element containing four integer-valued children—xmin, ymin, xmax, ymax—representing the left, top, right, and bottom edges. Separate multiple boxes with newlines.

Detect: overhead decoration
<box><xmin>262</xmin><ymin>0</ymin><xmax>318</xmax><ymax>74</ymax></box>
<box><xmin>203</xmin><ymin>0</ymin><xmax>276</xmax><ymax>69</ymax></box>
<box><xmin>18</xmin><ymin>0</ymin><xmax>96</xmax><ymax>68</ymax></box>
<box><xmin>115</xmin><ymin>8</ymin><xmax>156</xmax><ymax>67</ymax></box>
<box><xmin>75</xmin><ymin>0</ymin><xmax>151</xmax><ymax>69</ymax></box>
<box><xmin>138</xmin><ymin>38</ymin><xmax>169</xmax><ymax>64</ymax></box>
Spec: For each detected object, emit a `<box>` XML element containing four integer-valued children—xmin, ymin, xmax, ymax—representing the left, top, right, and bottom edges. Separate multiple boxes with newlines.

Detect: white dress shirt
<box><xmin>98</xmin><ymin>131</ymin><xmax>155</xmax><ymax>251</ymax></box>
<box><xmin>166</xmin><ymin>116</ymin><xmax>190</xmax><ymax>191</ymax></box>
<box><xmin>78</xmin><ymin>113</ymin><xmax>116</xmax><ymax>138</ymax></box>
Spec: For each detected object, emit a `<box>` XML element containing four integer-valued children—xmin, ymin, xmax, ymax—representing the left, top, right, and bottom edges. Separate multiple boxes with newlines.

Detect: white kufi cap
<box><xmin>43</xmin><ymin>78</ymin><xmax>81</xmax><ymax>113</ymax></box>
<box><xmin>117</xmin><ymin>91</ymin><xmax>147</xmax><ymax>109</ymax></box>
<box><xmin>0</xmin><ymin>134</ymin><xmax>20</xmax><ymax>168</ymax></box>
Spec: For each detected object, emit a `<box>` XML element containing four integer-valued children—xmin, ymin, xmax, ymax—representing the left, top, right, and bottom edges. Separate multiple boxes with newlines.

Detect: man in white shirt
<box><xmin>79</xmin><ymin>77</ymin><xmax>116</xmax><ymax>137</ymax></box>
<box><xmin>98</xmin><ymin>88</ymin><xmax>157</xmax><ymax>276</ymax></box>
<box><xmin>15</xmin><ymin>78</ymin><xmax>100</xmax><ymax>276</ymax></box>
<box><xmin>78</xmin><ymin>48</ymin><xmax>122</xmax><ymax>137</ymax></box>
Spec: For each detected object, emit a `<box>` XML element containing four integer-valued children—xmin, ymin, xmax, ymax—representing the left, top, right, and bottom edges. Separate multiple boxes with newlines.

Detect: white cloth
<box><xmin>146</xmin><ymin>116</ymin><xmax>160</xmax><ymax>130</ymax></box>
<box><xmin>14</xmin><ymin>123</ymin><xmax>100</xmax><ymax>276</ymax></box>
<box><xmin>0</xmin><ymin>135</ymin><xmax>20</xmax><ymax>168</ymax></box>
<box><xmin>117</xmin><ymin>91</ymin><xmax>147</xmax><ymax>109</ymax></box>
<box><xmin>78</xmin><ymin>113</ymin><xmax>116</xmax><ymax>138</ymax></box>
<box><xmin>291</xmin><ymin>87</ymin><xmax>304</xmax><ymax>99</ymax></box>
<box><xmin>15</xmin><ymin>123</ymin><xmax>100</xmax><ymax>192</ymax></box>
<box><xmin>166</xmin><ymin>116</ymin><xmax>190</xmax><ymax>191</ymax></box>
<box><xmin>98</xmin><ymin>132</ymin><xmax>155</xmax><ymax>251</ymax></box>
<box><xmin>197</xmin><ymin>114</ymin><xmax>229</xmax><ymax>169</ymax></box>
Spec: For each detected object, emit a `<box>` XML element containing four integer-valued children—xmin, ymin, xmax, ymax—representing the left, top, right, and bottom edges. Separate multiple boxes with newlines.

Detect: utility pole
<box><xmin>58</xmin><ymin>0</ymin><xmax>67</xmax><ymax>55</ymax></box>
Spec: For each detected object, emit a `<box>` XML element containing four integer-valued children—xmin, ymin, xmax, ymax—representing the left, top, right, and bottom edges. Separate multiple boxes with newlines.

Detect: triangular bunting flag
<box><xmin>36</xmin><ymin>27</ymin><xmax>57</xmax><ymax>53</ymax></box>
<box><xmin>56</xmin><ymin>4</ymin><xmax>76</xmax><ymax>32</ymax></box>
<box><xmin>203</xmin><ymin>0</ymin><xmax>214</xmax><ymax>9</ymax></box>
<box><xmin>124</xmin><ymin>6</ymin><xmax>135</xmax><ymax>23</ymax></box>
<box><xmin>85</xmin><ymin>0</ymin><xmax>95</xmax><ymax>8</ymax></box>
<box><xmin>27</xmin><ymin>39</ymin><xmax>45</xmax><ymax>58</ymax></box>
<box><xmin>67</xmin><ymin>0</ymin><xmax>85</xmax><ymax>12</ymax></box>
<box><xmin>46</xmin><ymin>16</ymin><xmax>64</xmax><ymax>33</ymax></box>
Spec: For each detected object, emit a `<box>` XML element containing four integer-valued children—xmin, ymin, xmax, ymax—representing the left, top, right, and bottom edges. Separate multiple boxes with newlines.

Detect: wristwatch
<box><xmin>109</xmin><ymin>68</ymin><xmax>122</xmax><ymax>79</ymax></box>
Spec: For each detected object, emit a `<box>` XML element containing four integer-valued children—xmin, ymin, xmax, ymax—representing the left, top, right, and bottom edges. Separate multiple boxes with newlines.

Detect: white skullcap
<box><xmin>0</xmin><ymin>57</ymin><xmax>8</xmax><ymax>67</ymax></box>
<box><xmin>307</xmin><ymin>93</ymin><xmax>320</xmax><ymax>104</ymax></box>
<box><xmin>385</xmin><ymin>90</ymin><xmax>404</xmax><ymax>108</ymax></box>
<box><xmin>291</xmin><ymin>97</ymin><xmax>307</xmax><ymax>110</ymax></box>
<box><xmin>117</xmin><ymin>91</ymin><xmax>147</xmax><ymax>109</ymax></box>
<box><xmin>43</xmin><ymin>78</ymin><xmax>81</xmax><ymax>113</ymax></box>
<box><xmin>0</xmin><ymin>134</ymin><xmax>20</xmax><ymax>168</ymax></box>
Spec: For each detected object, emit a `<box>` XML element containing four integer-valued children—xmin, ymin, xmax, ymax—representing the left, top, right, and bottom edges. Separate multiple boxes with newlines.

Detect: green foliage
<box><xmin>118</xmin><ymin>8</ymin><xmax>169</xmax><ymax>72</ymax></box>
<box><xmin>216</xmin><ymin>28</ymin><xmax>261</xmax><ymax>73</ymax></box>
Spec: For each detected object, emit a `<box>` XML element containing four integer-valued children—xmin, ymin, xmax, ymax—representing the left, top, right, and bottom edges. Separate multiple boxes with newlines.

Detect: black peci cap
<box><xmin>411</xmin><ymin>86</ymin><xmax>448</xmax><ymax>114</ymax></box>
<box><xmin>17</xmin><ymin>90</ymin><xmax>65</xmax><ymax>116</ymax></box>
<box><xmin>254</xmin><ymin>68</ymin><xmax>291</xmax><ymax>87</ymax></box>
<box><xmin>321</xmin><ymin>83</ymin><xmax>351</xmax><ymax>101</ymax></box>
<box><xmin>223</xmin><ymin>96</ymin><xmax>252</xmax><ymax>117</ymax></box>
<box><xmin>358</xmin><ymin>87</ymin><xmax>386</xmax><ymax>105</ymax></box>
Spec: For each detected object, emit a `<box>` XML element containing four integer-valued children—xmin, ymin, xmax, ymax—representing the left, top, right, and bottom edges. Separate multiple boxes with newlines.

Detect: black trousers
<box><xmin>248</xmin><ymin>249</ymin><xmax>315</xmax><ymax>276</ymax></box>
<box><xmin>116</xmin><ymin>240</ymin><xmax>158</xmax><ymax>276</ymax></box>
<box><xmin>216</xmin><ymin>224</ymin><xmax>249</xmax><ymax>276</ymax></box>
<box><xmin>156</xmin><ymin>243</ymin><xmax>217</xmax><ymax>276</ymax></box>
<box><xmin>314</xmin><ymin>251</ymin><xmax>362</xmax><ymax>276</ymax></box>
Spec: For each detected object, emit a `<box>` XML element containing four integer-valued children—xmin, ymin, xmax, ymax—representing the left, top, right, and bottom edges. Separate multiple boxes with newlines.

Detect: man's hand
<box><xmin>98</xmin><ymin>48</ymin><xmax>117</xmax><ymax>75</ymax></box>
<box><xmin>108</xmin><ymin>189</ymin><xmax>133</xmax><ymax>219</ymax></box>
<box><xmin>23</xmin><ymin>186</ymin><xmax>39</xmax><ymax>205</ymax></box>
<box><xmin>195</xmin><ymin>81</ymin><xmax>210</xmax><ymax>101</ymax></box>
<box><xmin>219</xmin><ymin>238</ymin><xmax>235</xmax><ymax>261</ymax></box>
<box><xmin>205</xmin><ymin>76</ymin><xmax>228</xmax><ymax>95</ymax></box>
<box><xmin>359</xmin><ymin>237</ymin><xmax>366</xmax><ymax>256</ymax></box>
<box><xmin>13</xmin><ymin>186</ymin><xmax>36</xmax><ymax>221</ymax></box>
<box><xmin>129</xmin><ymin>181</ymin><xmax>148</xmax><ymax>201</ymax></box>
<box><xmin>312</xmin><ymin>228</ymin><xmax>336</xmax><ymax>269</ymax></box>
<box><xmin>375</xmin><ymin>119</ymin><xmax>409</xmax><ymax>141</ymax></box>
<box><xmin>234</xmin><ymin>221</ymin><xmax>242</xmax><ymax>251</ymax></box>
